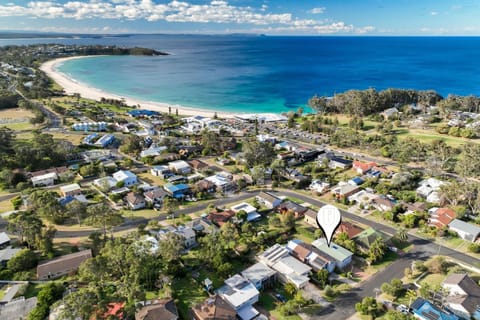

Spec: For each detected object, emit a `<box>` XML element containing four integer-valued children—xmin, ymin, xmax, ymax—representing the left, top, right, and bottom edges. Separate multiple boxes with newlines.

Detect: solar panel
<box><xmin>421</xmin><ymin>310</ymin><xmax>439</xmax><ymax>320</ymax></box>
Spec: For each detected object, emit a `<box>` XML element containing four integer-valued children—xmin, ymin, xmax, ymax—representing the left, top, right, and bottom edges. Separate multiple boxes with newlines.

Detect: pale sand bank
<box><xmin>40</xmin><ymin>56</ymin><xmax>235</xmax><ymax>118</ymax></box>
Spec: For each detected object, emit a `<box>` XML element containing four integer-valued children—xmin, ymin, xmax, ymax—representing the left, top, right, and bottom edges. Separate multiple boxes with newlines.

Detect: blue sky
<box><xmin>0</xmin><ymin>0</ymin><xmax>480</xmax><ymax>35</ymax></box>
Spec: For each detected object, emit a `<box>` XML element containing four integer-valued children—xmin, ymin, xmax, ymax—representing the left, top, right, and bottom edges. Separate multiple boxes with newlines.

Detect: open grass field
<box><xmin>0</xmin><ymin>121</ymin><xmax>37</xmax><ymax>131</ymax></box>
<box><xmin>0</xmin><ymin>199</ymin><xmax>13</xmax><ymax>214</ymax></box>
<box><xmin>397</xmin><ymin>128</ymin><xmax>479</xmax><ymax>147</ymax></box>
<box><xmin>15</xmin><ymin>131</ymin><xmax>86</xmax><ymax>145</ymax></box>
<box><xmin>0</xmin><ymin>108</ymin><xmax>37</xmax><ymax>131</ymax></box>
<box><xmin>138</xmin><ymin>172</ymin><xmax>165</xmax><ymax>186</ymax></box>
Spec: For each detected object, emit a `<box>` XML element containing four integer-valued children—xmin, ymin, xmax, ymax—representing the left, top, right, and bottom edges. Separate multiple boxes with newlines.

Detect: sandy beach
<box><xmin>40</xmin><ymin>56</ymin><xmax>236</xmax><ymax>118</ymax></box>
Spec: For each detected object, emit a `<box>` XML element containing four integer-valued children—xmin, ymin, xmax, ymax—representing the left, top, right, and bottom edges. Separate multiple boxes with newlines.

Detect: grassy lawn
<box><xmin>172</xmin><ymin>275</ymin><xmax>208</xmax><ymax>319</ymax></box>
<box><xmin>138</xmin><ymin>172</ymin><xmax>166</xmax><ymax>187</ymax></box>
<box><xmin>419</xmin><ymin>273</ymin><xmax>445</xmax><ymax>288</ymax></box>
<box><xmin>397</xmin><ymin>128</ymin><xmax>478</xmax><ymax>147</ymax></box>
<box><xmin>0</xmin><ymin>199</ymin><xmax>14</xmax><ymax>213</ymax></box>
<box><xmin>124</xmin><ymin>209</ymin><xmax>160</xmax><ymax>220</ymax></box>
<box><xmin>0</xmin><ymin>122</ymin><xmax>37</xmax><ymax>131</ymax></box>
<box><xmin>294</xmin><ymin>222</ymin><xmax>316</xmax><ymax>243</ymax></box>
<box><xmin>258</xmin><ymin>293</ymin><xmax>302</xmax><ymax>320</ymax></box>
<box><xmin>49</xmin><ymin>132</ymin><xmax>86</xmax><ymax>145</ymax></box>
<box><xmin>368</xmin><ymin>251</ymin><xmax>398</xmax><ymax>272</ymax></box>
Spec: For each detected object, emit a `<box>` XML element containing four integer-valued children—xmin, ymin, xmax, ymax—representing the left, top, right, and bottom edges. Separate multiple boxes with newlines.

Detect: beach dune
<box><xmin>40</xmin><ymin>56</ymin><xmax>235</xmax><ymax>119</ymax></box>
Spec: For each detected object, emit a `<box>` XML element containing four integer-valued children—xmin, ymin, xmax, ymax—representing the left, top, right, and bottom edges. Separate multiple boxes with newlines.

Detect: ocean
<box><xmin>3</xmin><ymin>35</ymin><xmax>480</xmax><ymax>113</ymax></box>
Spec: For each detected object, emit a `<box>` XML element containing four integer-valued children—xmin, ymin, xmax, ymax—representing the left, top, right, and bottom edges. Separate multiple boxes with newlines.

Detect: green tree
<box><xmin>242</xmin><ymin>140</ymin><xmax>275</xmax><ymax>167</ymax></box>
<box><xmin>316</xmin><ymin>269</ymin><xmax>329</xmax><ymax>289</ymax></box>
<box><xmin>159</xmin><ymin>232</ymin><xmax>184</xmax><ymax>261</ymax></box>
<box><xmin>396</xmin><ymin>228</ymin><xmax>408</xmax><ymax>242</ymax></box>
<box><xmin>28</xmin><ymin>282</ymin><xmax>65</xmax><ymax>320</ymax></box>
<box><xmin>355</xmin><ymin>296</ymin><xmax>382</xmax><ymax>318</ymax></box>
<box><xmin>7</xmin><ymin>211</ymin><xmax>43</xmax><ymax>249</ymax></box>
<box><xmin>367</xmin><ymin>237</ymin><xmax>387</xmax><ymax>265</ymax></box>
<box><xmin>7</xmin><ymin>249</ymin><xmax>37</xmax><ymax>273</ymax></box>
<box><xmin>284</xmin><ymin>282</ymin><xmax>297</xmax><ymax>297</ymax></box>
<box><xmin>85</xmin><ymin>202</ymin><xmax>123</xmax><ymax>239</ymax></box>
<box><xmin>120</xmin><ymin>135</ymin><xmax>143</xmax><ymax>156</ymax></box>
<box><xmin>66</xmin><ymin>200</ymin><xmax>87</xmax><ymax>226</ymax></box>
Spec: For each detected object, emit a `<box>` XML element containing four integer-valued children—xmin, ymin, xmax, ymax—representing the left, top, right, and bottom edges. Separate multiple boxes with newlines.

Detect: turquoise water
<box><xmin>52</xmin><ymin>35</ymin><xmax>480</xmax><ymax>114</ymax></box>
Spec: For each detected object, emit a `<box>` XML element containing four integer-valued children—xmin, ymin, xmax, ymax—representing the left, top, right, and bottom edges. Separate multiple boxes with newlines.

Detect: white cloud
<box><xmin>430</xmin><ymin>11</ymin><xmax>438</xmax><ymax>16</ymax></box>
<box><xmin>0</xmin><ymin>0</ymin><xmax>374</xmax><ymax>35</ymax></box>
<box><xmin>310</xmin><ymin>7</ymin><xmax>326</xmax><ymax>14</ymax></box>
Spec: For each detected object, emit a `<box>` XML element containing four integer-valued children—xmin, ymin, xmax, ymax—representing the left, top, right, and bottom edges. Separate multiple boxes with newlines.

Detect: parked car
<box><xmin>396</xmin><ymin>304</ymin><xmax>409</xmax><ymax>314</ymax></box>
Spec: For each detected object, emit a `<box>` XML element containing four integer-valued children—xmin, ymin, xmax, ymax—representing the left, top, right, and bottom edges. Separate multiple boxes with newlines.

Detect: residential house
<box><xmin>428</xmin><ymin>207</ymin><xmax>456</xmax><ymax>229</ymax></box>
<box><xmin>0</xmin><ymin>232</ymin><xmax>11</xmax><ymax>248</ymax></box>
<box><xmin>31</xmin><ymin>172</ymin><xmax>58</xmax><ymax>187</ymax></box>
<box><xmin>144</xmin><ymin>188</ymin><xmax>168</xmax><ymax>204</ymax></box>
<box><xmin>150</xmin><ymin>165</ymin><xmax>173</xmax><ymax>179</ymax></box>
<box><xmin>217</xmin><ymin>274</ymin><xmax>260</xmax><ymax>320</ymax></box>
<box><xmin>28</xmin><ymin>166</ymin><xmax>68</xmax><ymax>179</ymax></box>
<box><xmin>135</xmin><ymin>299</ymin><xmax>178</xmax><ymax>320</ymax></box>
<box><xmin>256</xmin><ymin>191</ymin><xmax>282</xmax><ymax>209</ymax></box>
<box><xmin>257</xmin><ymin>244</ymin><xmax>311</xmax><ymax>289</ymax></box>
<box><xmin>448</xmin><ymin>219</ymin><xmax>480</xmax><ymax>242</ymax></box>
<box><xmin>189</xmin><ymin>159</ymin><xmax>209</xmax><ymax>173</ymax></box>
<box><xmin>175</xmin><ymin>226</ymin><xmax>197</xmax><ymax>248</ymax></box>
<box><xmin>328</xmin><ymin>157</ymin><xmax>353</xmax><ymax>170</ymax></box>
<box><xmin>163</xmin><ymin>183</ymin><xmax>190</xmax><ymax>199</ymax></box>
<box><xmin>140</xmin><ymin>146</ymin><xmax>167</xmax><ymax>158</ymax></box>
<box><xmin>348</xmin><ymin>177</ymin><xmax>364</xmax><ymax>186</ymax></box>
<box><xmin>168</xmin><ymin>160</ymin><xmax>192</xmax><ymax>175</ymax></box>
<box><xmin>286</xmin><ymin>240</ymin><xmax>336</xmax><ymax>273</ymax></box>
<box><xmin>93</xmin><ymin>176</ymin><xmax>117</xmax><ymax>190</ymax></box>
<box><xmin>381</xmin><ymin>107</ymin><xmax>399</xmax><ymax>119</ymax></box>
<box><xmin>205</xmin><ymin>175</ymin><xmax>236</xmax><ymax>194</ymax></box>
<box><xmin>348</xmin><ymin>190</ymin><xmax>376</xmax><ymax>207</ymax></box>
<box><xmin>405</xmin><ymin>202</ymin><xmax>427</xmax><ymax>215</ymax></box>
<box><xmin>335</xmin><ymin>221</ymin><xmax>364</xmax><ymax>239</ymax></box>
<box><xmin>191</xmin><ymin>295</ymin><xmax>237</xmax><ymax>320</ymax></box>
<box><xmin>283</xmin><ymin>168</ymin><xmax>308</xmax><ymax>183</ymax></box>
<box><xmin>0</xmin><ymin>247</ymin><xmax>21</xmax><ymax>266</ymax></box>
<box><xmin>309</xmin><ymin>180</ymin><xmax>330</xmax><ymax>194</ymax></box>
<box><xmin>331</xmin><ymin>184</ymin><xmax>361</xmax><ymax>199</ymax></box>
<box><xmin>372</xmin><ymin>196</ymin><xmax>396</xmax><ymax>212</ymax></box>
<box><xmin>113</xmin><ymin>170</ymin><xmax>137</xmax><ymax>187</ymax></box>
<box><xmin>303</xmin><ymin>208</ymin><xmax>318</xmax><ymax>227</ymax></box>
<box><xmin>312</xmin><ymin>238</ymin><xmax>353</xmax><ymax>270</ymax></box>
<box><xmin>276</xmin><ymin>201</ymin><xmax>308</xmax><ymax>219</ymax></box>
<box><xmin>59</xmin><ymin>183</ymin><xmax>82</xmax><ymax>197</ymax></box>
<box><xmin>0</xmin><ymin>297</ymin><xmax>38</xmax><ymax>320</ymax></box>
<box><xmin>241</xmin><ymin>262</ymin><xmax>276</xmax><ymax>290</ymax></box>
<box><xmin>94</xmin><ymin>134</ymin><xmax>115</xmax><ymax>148</ymax></box>
<box><xmin>410</xmin><ymin>298</ymin><xmax>459</xmax><ymax>320</ymax></box>
<box><xmin>167</xmin><ymin>175</ymin><xmax>187</xmax><ymax>184</ymax></box>
<box><xmin>417</xmin><ymin>178</ymin><xmax>446</xmax><ymax>204</ymax></box>
<box><xmin>195</xmin><ymin>179</ymin><xmax>216</xmax><ymax>194</ymax></box>
<box><xmin>442</xmin><ymin>273</ymin><xmax>480</xmax><ymax>320</ymax></box>
<box><xmin>353</xmin><ymin>161</ymin><xmax>378</xmax><ymax>175</ymax></box>
<box><xmin>186</xmin><ymin>217</ymin><xmax>218</xmax><ymax>235</ymax></box>
<box><xmin>352</xmin><ymin>228</ymin><xmax>391</xmax><ymax>252</ymax></box>
<box><xmin>37</xmin><ymin>249</ymin><xmax>92</xmax><ymax>280</ymax></box>
<box><xmin>125</xmin><ymin>192</ymin><xmax>146</xmax><ymax>210</ymax></box>
<box><xmin>231</xmin><ymin>202</ymin><xmax>261</xmax><ymax>222</ymax></box>
<box><xmin>294</xmin><ymin>148</ymin><xmax>320</xmax><ymax>163</ymax></box>
<box><xmin>208</xmin><ymin>209</ymin><xmax>236</xmax><ymax>227</ymax></box>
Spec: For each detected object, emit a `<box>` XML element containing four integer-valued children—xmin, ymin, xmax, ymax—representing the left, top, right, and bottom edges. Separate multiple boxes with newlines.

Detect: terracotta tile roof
<box><xmin>353</xmin><ymin>161</ymin><xmax>377</xmax><ymax>173</ymax></box>
<box><xmin>189</xmin><ymin>159</ymin><xmax>209</xmax><ymax>171</ymax></box>
<box><xmin>335</xmin><ymin>221</ymin><xmax>364</xmax><ymax>239</ymax></box>
<box><xmin>208</xmin><ymin>210</ymin><xmax>235</xmax><ymax>227</ymax></box>
<box><xmin>431</xmin><ymin>207</ymin><xmax>456</xmax><ymax>228</ymax></box>
<box><xmin>292</xmin><ymin>243</ymin><xmax>312</xmax><ymax>262</ymax></box>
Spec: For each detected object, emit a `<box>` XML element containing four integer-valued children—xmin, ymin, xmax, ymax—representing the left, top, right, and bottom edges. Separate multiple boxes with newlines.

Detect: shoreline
<box><xmin>40</xmin><ymin>56</ymin><xmax>236</xmax><ymax>119</ymax></box>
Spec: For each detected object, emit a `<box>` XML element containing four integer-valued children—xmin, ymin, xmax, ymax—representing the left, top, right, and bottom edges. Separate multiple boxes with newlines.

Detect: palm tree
<box><xmin>406</xmin><ymin>289</ymin><xmax>417</xmax><ymax>307</ymax></box>
<box><xmin>396</xmin><ymin>228</ymin><xmax>408</xmax><ymax>242</ymax></box>
<box><xmin>284</xmin><ymin>282</ymin><xmax>297</xmax><ymax>297</ymax></box>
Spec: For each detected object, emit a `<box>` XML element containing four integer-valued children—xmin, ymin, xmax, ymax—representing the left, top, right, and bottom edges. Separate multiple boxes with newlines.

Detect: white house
<box><xmin>174</xmin><ymin>226</ymin><xmax>197</xmax><ymax>248</ymax></box>
<box><xmin>309</xmin><ymin>180</ymin><xmax>330</xmax><ymax>194</ymax></box>
<box><xmin>93</xmin><ymin>176</ymin><xmax>117</xmax><ymax>190</ymax></box>
<box><xmin>150</xmin><ymin>165</ymin><xmax>172</xmax><ymax>178</ymax></box>
<box><xmin>140</xmin><ymin>146</ymin><xmax>167</xmax><ymax>158</ymax></box>
<box><xmin>256</xmin><ymin>191</ymin><xmax>282</xmax><ymax>209</ymax></box>
<box><xmin>59</xmin><ymin>183</ymin><xmax>82</xmax><ymax>197</ymax></box>
<box><xmin>31</xmin><ymin>172</ymin><xmax>57</xmax><ymax>187</ymax></box>
<box><xmin>241</xmin><ymin>262</ymin><xmax>276</xmax><ymax>290</ymax></box>
<box><xmin>231</xmin><ymin>202</ymin><xmax>261</xmax><ymax>222</ymax></box>
<box><xmin>125</xmin><ymin>192</ymin><xmax>146</xmax><ymax>210</ymax></box>
<box><xmin>168</xmin><ymin>160</ymin><xmax>192</xmax><ymax>175</ymax></box>
<box><xmin>257</xmin><ymin>244</ymin><xmax>311</xmax><ymax>289</ymax></box>
<box><xmin>113</xmin><ymin>170</ymin><xmax>137</xmax><ymax>187</ymax></box>
<box><xmin>217</xmin><ymin>274</ymin><xmax>260</xmax><ymax>320</ymax></box>
<box><xmin>448</xmin><ymin>219</ymin><xmax>480</xmax><ymax>242</ymax></box>
<box><xmin>442</xmin><ymin>273</ymin><xmax>480</xmax><ymax>320</ymax></box>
